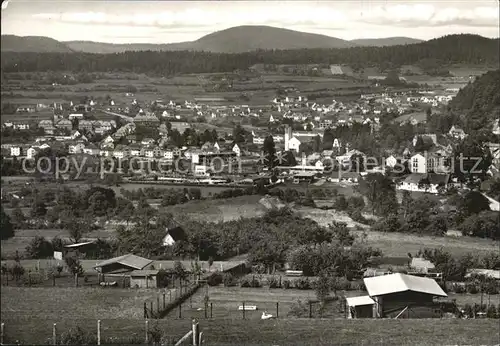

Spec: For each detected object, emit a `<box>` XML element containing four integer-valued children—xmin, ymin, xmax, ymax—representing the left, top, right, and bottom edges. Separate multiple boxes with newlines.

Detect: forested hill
<box><xmin>1</xmin><ymin>34</ymin><xmax>498</xmax><ymax>74</ymax></box>
<box><xmin>449</xmin><ymin>69</ymin><xmax>500</xmax><ymax>132</ymax></box>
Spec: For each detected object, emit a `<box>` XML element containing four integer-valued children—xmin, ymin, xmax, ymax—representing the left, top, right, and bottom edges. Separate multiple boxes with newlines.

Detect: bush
<box><xmin>287</xmin><ymin>299</ymin><xmax>309</xmax><ymax>318</ymax></box>
<box><xmin>466</xmin><ymin>283</ymin><xmax>479</xmax><ymax>294</ymax></box>
<box><xmin>462</xmin><ymin>304</ymin><xmax>473</xmax><ymax>318</ymax></box>
<box><xmin>486</xmin><ymin>304</ymin><xmax>497</xmax><ymax>318</ymax></box>
<box><xmin>282</xmin><ymin>279</ymin><xmax>291</xmax><ymax>289</ymax></box>
<box><xmin>207</xmin><ymin>273</ymin><xmax>223</xmax><ymax>286</ymax></box>
<box><xmin>331</xmin><ymin>277</ymin><xmax>351</xmax><ymax>291</ymax></box>
<box><xmin>268</xmin><ymin>276</ymin><xmax>281</xmax><ymax>288</ymax></box>
<box><xmin>295</xmin><ymin>277</ymin><xmax>311</xmax><ymax>290</ymax></box>
<box><xmin>451</xmin><ymin>283</ymin><xmax>466</xmax><ymax>294</ymax></box>
<box><xmin>60</xmin><ymin>326</ymin><xmax>96</xmax><ymax>345</ymax></box>
<box><xmin>223</xmin><ymin>273</ymin><xmax>237</xmax><ymax>287</ymax></box>
<box><xmin>240</xmin><ymin>276</ymin><xmax>261</xmax><ymax>288</ymax></box>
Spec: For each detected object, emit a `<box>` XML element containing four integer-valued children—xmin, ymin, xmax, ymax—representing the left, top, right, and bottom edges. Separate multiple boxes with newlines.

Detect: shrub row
<box><xmin>209</xmin><ymin>273</ymin><xmax>366</xmax><ymax>291</ymax></box>
<box><xmin>448</xmin><ymin>282</ymin><xmax>500</xmax><ymax>295</ymax></box>
<box><xmin>461</xmin><ymin>303</ymin><xmax>500</xmax><ymax>318</ymax></box>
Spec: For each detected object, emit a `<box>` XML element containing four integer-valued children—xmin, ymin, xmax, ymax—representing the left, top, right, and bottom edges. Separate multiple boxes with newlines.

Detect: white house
<box><xmin>26</xmin><ymin>147</ymin><xmax>37</xmax><ymax>159</ymax></box>
<box><xmin>482</xmin><ymin>193</ymin><xmax>500</xmax><ymax>211</ymax></box>
<box><xmin>410</xmin><ymin>154</ymin><xmax>427</xmax><ymax>174</ymax></box>
<box><xmin>287</xmin><ymin>137</ymin><xmax>302</xmax><ymax>153</ymax></box>
<box><xmin>68</xmin><ymin>113</ymin><xmax>84</xmax><ymax>120</ymax></box>
<box><xmin>232</xmin><ymin>144</ymin><xmax>241</xmax><ymax>157</ymax></box>
<box><xmin>397</xmin><ymin>173</ymin><xmax>450</xmax><ymax>194</ymax></box>
<box><xmin>10</xmin><ymin>146</ymin><xmax>22</xmax><ymax>157</ymax></box>
<box><xmin>385</xmin><ymin>155</ymin><xmax>399</xmax><ymax>168</ymax></box>
<box><xmin>448</xmin><ymin>126</ymin><xmax>467</xmax><ymax>140</ymax></box>
<box><xmin>68</xmin><ymin>142</ymin><xmax>86</xmax><ymax>154</ymax></box>
<box><xmin>162</xmin><ymin>226</ymin><xmax>187</xmax><ymax>246</ymax></box>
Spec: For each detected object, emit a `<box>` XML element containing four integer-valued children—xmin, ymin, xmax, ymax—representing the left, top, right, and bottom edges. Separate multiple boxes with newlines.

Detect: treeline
<box><xmin>1</xmin><ymin>35</ymin><xmax>498</xmax><ymax>74</ymax></box>
<box><xmin>448</xmin><ymin>69</ymin><xmax>500</xmax><ymax>132</ymax></box>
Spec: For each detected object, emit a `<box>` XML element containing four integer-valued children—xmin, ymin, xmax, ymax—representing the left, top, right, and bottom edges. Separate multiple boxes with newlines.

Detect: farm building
<box><xmin>410</xmin><ymin>258</ymin><xmax>436</xmax><ymax>274</ymax></box>
<box><xmin>93</xmin><ymin>254</ymin><xmax>153</xmax><ymax>274</ymax></box>
<box><xmin>362</xmin><ymin>273</ymin><xmax>447</xmax><ymax>318</ymax></box>
<box><xmin>53</xmin><ymin>241</ymin><xmax>98</xmax><ymax>260</ymax></box>
<box><xmin>346</xmin><ymin>295</ymin><xmax>375</xmax><ymax>319</ymax></box>
<box><xmin>129</xmin><ymin>269</ymin><xmax>161</xmax><ymax>288</ymax></box>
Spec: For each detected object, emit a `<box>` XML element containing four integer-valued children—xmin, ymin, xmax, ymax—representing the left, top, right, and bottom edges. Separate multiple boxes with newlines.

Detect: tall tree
<box><xmin>357</xmin><ymin>173</ymin><xmax>398</xmax><ymax>216</ymax></box>
<box><xmin>263</xmin><ymin>135</ymin><xmax>276</xmax><ymax>169</ymax></box>
<box><xmin>0</xmin><ymin>206</ymin><xmax>14</xmax><ymax>240</ymax></box>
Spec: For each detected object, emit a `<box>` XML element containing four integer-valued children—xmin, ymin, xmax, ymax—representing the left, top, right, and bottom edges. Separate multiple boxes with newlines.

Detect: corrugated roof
<box><xmin>94</xmin><ymin>254</ymin><xmax>153</xmax><ymax>270</ymax></box>
<box><xmin>346</xmin><ymin>295</ymin><xmax>375</xmax><ymax>307</ymax></box>
<box><xmin>364</xmin><ymin>273</ymin><xmax>447</xmax><ymax>297</ymax></box>
<box><xmin>64</xmin><ymin>241</ymin><xmax>96</xmax><ymax>249</ymax></box>
<box><xmin>129</xmin><ymin>270</ymin><xmax>161</xmax><ymax>276</ymax></box>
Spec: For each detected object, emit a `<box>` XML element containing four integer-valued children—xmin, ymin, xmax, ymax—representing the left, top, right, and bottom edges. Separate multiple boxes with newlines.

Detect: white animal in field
<box><xmin>261</xmin><ymin>311</ymin><xmax>274</xmax><ymax>320</ymax></box>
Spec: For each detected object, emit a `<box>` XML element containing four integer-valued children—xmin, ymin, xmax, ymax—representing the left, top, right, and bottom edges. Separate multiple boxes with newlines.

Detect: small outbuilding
<box><xmin>93</xmin><ymin>254</ymin><xmax>153</xmax><ymax>274</ymax></box>
<box><xmin>129</xmin><ymin>269</ymin><xmax>161</xmax><ymax>288</ymax></box>
<box><xmin>346</xmin><ymin>296</ymin><xmax>375</xmax><ymax>319</ymax></box>
<box><xmin>363</xmin><ymin>273</ymin><xmax>447</xmax><ymax>318</ymax></box>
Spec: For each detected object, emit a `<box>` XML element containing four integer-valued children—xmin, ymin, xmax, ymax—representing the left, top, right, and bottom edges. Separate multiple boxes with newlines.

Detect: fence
<box><xmin>0</xmin><ymin>319</ymin><xmax>203</xmax><ymax>346</ymax></box>
<box><xmin>144</xmin><ymin>295</ymin><xmax>345</xmax><ymax>320</ymax></box>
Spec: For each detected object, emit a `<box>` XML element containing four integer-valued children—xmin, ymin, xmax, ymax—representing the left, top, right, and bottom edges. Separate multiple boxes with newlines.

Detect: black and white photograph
<box><xmin>1</xmin><ymin>0</ymin><xmax>499</xmax><ymax>344</ymax></box>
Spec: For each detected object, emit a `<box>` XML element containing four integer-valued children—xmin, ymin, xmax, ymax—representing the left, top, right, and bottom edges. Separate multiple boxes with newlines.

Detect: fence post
<box><xmin>242</xmin><ymin>301</ymin><xmax>245</xmax><ymax>320</ymax></box>
<box><xmin>163</xmin><ymin>293</ymin><xmax>166</xmax><ymax>310</ymax></box>
<box><xmin>157</xmin><ymin>296</ymin><xmax>160</xmax><ymax>314</ymax></box>
<box><xmin>192</xmin><ymin>319</ymin><xmax>198</xmax><ymax>346</ymax></box>
<box><xmin>210</xmin><ymin>303</ymin><xmax>213</xmax><ymax>319</ymax></box>
<box><xmin>170</xmin><ymin>290</ymin><xmax>172</xmax><ymax>302</ymax></box>
<box><xmin>276</xmin><ymin>302</ymin><xmax>279</xmax><ymax>318</ymax></box>
<box><xmin>75</xmin><ymin>273</ymin><xmax>78</xmax><ymax>287</ymax></box>
<box><xmin>144</xmin><ymin>302</ymin><xmax>147</xmax><ymax>318</ymax></box>
<box><xmin>28</xmin><ymin>272</ymin><xmax>31</xmax><ymax>287</ymax></box>
<box><xmin>52</xmin><ymin>323</ymin><xmax>57</xmax><ymax>346</ymax></box>
<box><xmin>309</xmin><ymin>302</ymin><xmax>312</xmax><ymax>318</ymax></box>
<box><xmin>150</xmin><ymin>301</ymin><xmax>153</xmax><ymax>318</ymax></box>
<box><xmin>145</xmin><ymin>320</ymin><xmax>149</xmax><ymax>344</ymax></box>
<box><xmin>178</xmin><ymin>303</ymin><xmax>182</xmax><ymax>319</ymax></box>
<box><xmin>97</xmin><ymin>320</ymin><xmax>101</xmax><ymax>346</ymax></box>
<box><xmin>1</xmin><ymin>322</ymin><xmax>4</xmax><ymax>345</ymax></box>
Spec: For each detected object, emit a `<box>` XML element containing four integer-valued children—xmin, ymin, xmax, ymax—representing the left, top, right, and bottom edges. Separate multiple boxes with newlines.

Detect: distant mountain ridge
<box><xmin>351</xmin><ymin>37</ymin><xmax>424</xmax><ymax>47</ymax></box>
<box><xmin>2</xmin><ymin>26</ymin><xmax>427</xmax><ymax>54</ymax></box>
<box><xmin>1</xmin><ymin>35</ymin><xmax>74</xmax><ymax>53</ymax></box>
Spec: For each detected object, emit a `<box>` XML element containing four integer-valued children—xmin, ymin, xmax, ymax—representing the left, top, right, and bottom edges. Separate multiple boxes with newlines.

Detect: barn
<box><xmin>363</xmin><ymin>273</ymin><xmax>447</xmax><ymax>318</ymax></box>
<box><xmin>93</xmin><ymin>254</ymin><xmax>153</xmax><ymax>274</ymax></box>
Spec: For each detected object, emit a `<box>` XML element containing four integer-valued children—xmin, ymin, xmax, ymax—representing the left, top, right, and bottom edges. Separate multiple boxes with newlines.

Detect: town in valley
<box><xmin>1</xmin><ymin>1</ymin><xmax>500</xmax><ymax>345</ymax></box>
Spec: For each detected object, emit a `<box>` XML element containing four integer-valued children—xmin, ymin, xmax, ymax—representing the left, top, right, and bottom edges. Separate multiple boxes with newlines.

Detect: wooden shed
<box><xmin>129</xmin><ymin>270</ymin><xmax>160</xmax><ymax>288</ymax></box>
<box><xmin>363</xmin><ymin>273</ymin><xmax>447</xmax><ymax>318</ymax></box>
<box><xmin>93</xmin><ymin>254</ymin><xmax>153</xmax><ymax>274</ymax></box>
<box><xmin>346</xmin><ymin>296</ymin><xmax>375</xmax><ymax>319</ymax></box>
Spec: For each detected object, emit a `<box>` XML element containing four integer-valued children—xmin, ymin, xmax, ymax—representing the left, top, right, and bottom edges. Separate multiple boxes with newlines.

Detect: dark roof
<box><xmin>94</xmin><ymin>254</ymin><xmax>153</xmax><ymax>271</ymax></box>
<box><xmin>166</xmin><ymin>226</ymin><xmax>187</xmax><ymax>242</ymax></box>
<box><xmin>427</xmin><ymin>173</ymin><xmax>450</xmax><ymax>185</ymax></box>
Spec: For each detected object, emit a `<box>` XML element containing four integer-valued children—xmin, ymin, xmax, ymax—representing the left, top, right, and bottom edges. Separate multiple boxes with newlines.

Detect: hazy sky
<box><xmin>2</xmin><ymin>0</ymin><xmax>499</xmax><ymax>43</ymax></box>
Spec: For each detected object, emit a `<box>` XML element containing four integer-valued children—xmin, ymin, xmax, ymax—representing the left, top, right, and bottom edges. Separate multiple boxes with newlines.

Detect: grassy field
<box><xmin>352</xmin><ymin>230</ymin><xmax>500</xmax><ymax>257</ymax></box>
<box><xmin>162</xmin><ymin>195</ymin><xmax>268</xmax><ymax>222</ymax></box>
<box><xmin>169</xmin><ymin>286</ymin><xmax>318</xmax><ymax>320</ymax></box>
<box><xmin>1</xmin><ymin>315</ymin><xmax>499</xmax><ymax>345</ymax></box>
